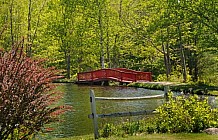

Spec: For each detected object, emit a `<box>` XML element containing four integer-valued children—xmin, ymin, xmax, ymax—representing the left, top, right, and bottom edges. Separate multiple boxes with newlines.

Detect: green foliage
<box><xmin>100</xmin><ymin>121</ymin><xmax>147</xmax><ymax>138</ymax></box>
<box><xmin>101</xmin><ymin>123</ymin><xmax>117</xmax><ymax>138</ymax></box>
<box><xmin>121</xmin><ymin>121</ymin><xmax>142</xmax><ymax>135</ymax></box>
<box><xmin>155</xmin><ymin>93</ymin><xmax>218</xmax><ymax>133</ymax></box>
<box><xmin>198</xmin><ymin>52</ymin><xmax>218</xmax><ymax>85</ymax></box>
<box><xmin>156</xmin><ymin>72</ymin><xmax>192</xmax><ymax>83</ymax></box>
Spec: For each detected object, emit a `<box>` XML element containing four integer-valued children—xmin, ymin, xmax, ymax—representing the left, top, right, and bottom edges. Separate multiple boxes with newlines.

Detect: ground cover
<box><xmin>52</xmin><ymin>133</ymin><xmax>218</xmax><ymax>140</ymax></box>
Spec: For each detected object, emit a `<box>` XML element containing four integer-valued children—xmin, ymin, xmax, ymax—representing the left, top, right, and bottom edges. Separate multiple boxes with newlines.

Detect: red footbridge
<box><xmin>77</xmin><ymin>68</ymin><xmax>152</xmax><ymax>85</ymax></box>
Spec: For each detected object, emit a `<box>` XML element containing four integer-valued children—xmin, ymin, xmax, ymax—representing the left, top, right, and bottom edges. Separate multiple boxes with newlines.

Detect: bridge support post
<box><xmin>119</xmin><ymin>82</ymin><xmax>128</xmax><ymax>86</ymax></box>
<box><xmin>89</xmin><ymin>90</ymin><xmax>99</xmax><ymax>139</ymax></box>
<box><xmin>101</xmin><ymin>80</ymin><xmax>109</xmax><ymax>86</ymax></box>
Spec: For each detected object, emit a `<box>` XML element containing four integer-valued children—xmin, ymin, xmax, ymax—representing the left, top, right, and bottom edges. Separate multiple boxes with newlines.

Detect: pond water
<box><xmin>37</xmin><ymin>83</ymin><xmax>217</xmax><ymax>139</ymax></box>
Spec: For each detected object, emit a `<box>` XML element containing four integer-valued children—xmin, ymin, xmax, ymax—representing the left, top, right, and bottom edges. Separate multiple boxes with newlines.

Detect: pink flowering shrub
<box><xmin>0</xmin><ymin>41</ymin><xmax>69</xmax><ymax>140</ymax></box>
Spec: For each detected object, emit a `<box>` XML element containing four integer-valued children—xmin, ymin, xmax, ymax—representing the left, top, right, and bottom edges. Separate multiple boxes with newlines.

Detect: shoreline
<box><xmin>128</xmin><ymin>82</ymin><xmax>218</xmax><ymax>96</ymax></box>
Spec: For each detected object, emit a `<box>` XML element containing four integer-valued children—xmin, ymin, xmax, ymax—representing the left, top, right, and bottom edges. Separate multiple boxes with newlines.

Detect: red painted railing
<box><xmin>77</xmin><ymin>68</ymin><xmax>152</xmax><ymax>83</ymax></box>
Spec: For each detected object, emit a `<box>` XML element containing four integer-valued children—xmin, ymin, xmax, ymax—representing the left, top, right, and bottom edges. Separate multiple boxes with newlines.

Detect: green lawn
<box><xmin>52</xmin><ymin>133</ymin><xmax>218</xmax><ymax>140</ymax></box>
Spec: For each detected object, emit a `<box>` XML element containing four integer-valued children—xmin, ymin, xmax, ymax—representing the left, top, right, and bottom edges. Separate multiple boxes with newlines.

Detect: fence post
<box><xmin>164</xmin><ymin>85</ymin><xmax>169</xmax><ymax>101</ymax></box>
<box><xmin>90</xmin><ymin>90</ymin><xmax>99</xmax><ymax>139</ymax></box>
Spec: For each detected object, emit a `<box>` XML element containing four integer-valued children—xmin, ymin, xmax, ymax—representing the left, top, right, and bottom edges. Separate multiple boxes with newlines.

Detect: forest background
<box><xmin>0</xmin><ymin>0</ymin><xmax>217</xmax><ymax>84</ymax></box>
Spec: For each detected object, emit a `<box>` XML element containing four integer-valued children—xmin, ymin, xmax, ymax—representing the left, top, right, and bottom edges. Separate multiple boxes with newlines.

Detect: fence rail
<box><xmin>95</xmin><ymin>94</ymin><xmax>165</xmax><ymax>101</ymax></box>
<box><xmin>88</xmin><ymin>88</ymin><xmax>169</xmax><ymax>139</ymax></box>
<box><xmin>88</xmin><ymin>110</ymin><xmax>157</xmax><ymax>119</ymax></box>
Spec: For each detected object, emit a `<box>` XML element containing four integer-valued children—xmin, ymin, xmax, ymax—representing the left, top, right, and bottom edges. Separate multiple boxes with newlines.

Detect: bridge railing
<box><xmin>77</xmin><ymin>68</ymin><xmax>152</xmax><ymax>83</ymax></box>
<box><xmin>88</xmin><ymin>88</ymin><xmax>169</xmax><ymax>139</ymax></box>
<box><xmin>137</xmin><ymin>72</ymin><xmax>152</xmax><ymax>81</ymax></box>
<box><xmin>115</xmin><ymin>68</ymin><xmax>152</xmax><ymax>81</ymax></box>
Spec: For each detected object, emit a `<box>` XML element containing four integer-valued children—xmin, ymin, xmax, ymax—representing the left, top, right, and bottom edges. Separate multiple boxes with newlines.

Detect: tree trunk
<box><xmin>96</xmin><ymin>0</ymin><xmax>104</xmax><ymax>69</ymax></box>
<box><xmin>161</xmin><ymin>29</ymin><xmax>171</xmax><ymax>81</ymax></box>
<box><xmin>105</xmin><ymin>6</ymin><xmax>110</xmax><ymax>68</ymax></box>
<box><xmin>27</xmin><ymin>0</ymin><xmax>32</xmax><ymax>57</ymax></box>
<box><xmin>10</xmin><ymin>0</ymin><xmax>14</xmax><ymax>46</ymax></box>
<box><xmin>106</xmin><ymin>31</ymin><xmax>110</xmax><ymax>68</ymax></box>
<box><xmin>166</xmin><ymin>27</ymin><xmax>171</xmax><ymax>79</ymax></box>
<box><xmin>66</xmin><ymin>54</ymin><xmax>71</xmax><ymax>79</ymax></box>
<box><xmin>166</xmin><ymin>42</ymin><xmax>171</xmax><ymax>75</ymax></box>
<box><xmin>112</xmin><ymin>34</ymin><xmax>118</xmax><ymax>68</ymax></box>
<box><xmin>193</xmin><ymin>35</ymin><xmax>198</xmax><ymax>81</ymax></box>
<box><xmin>119</xmin><ymin>0</ymin><xmax>123</xmax><ymax>19</ymax></box>
<box><xmin>162</xmin><ymin>42</ymin><xmax>170</xmax><ymax>81</ymax></box>
<box><xmin>178</xmin><ymin>23</ymin><xmax>187</xmax><ymax>82</ymax></box>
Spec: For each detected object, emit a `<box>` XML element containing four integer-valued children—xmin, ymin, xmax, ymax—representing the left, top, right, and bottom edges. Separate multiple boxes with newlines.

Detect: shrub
<box><xmin>101</xmin><ymin>123</ymin><xmax>117</xmax><ymax>138</ymax></box>
<box><xmin>100</xmin><ymin>119</ymin><xmax>153</xmax><ymax>138</ymax></box>
<box><xmin>99</xmin><ymin>93</ymin><xmax>218</xmax><ymax>138</ymax></box>
<box><xmin>100</xmin><ymin>122</ymin><xmax>141</xmax><ymax>138</ymax></box>
<box><xmin>155</xmin><ymin>93</ymin><xmax>218</xmax><ymax>133</ymax></box>
<box><xmin>121</xmin><ymin>121</ymin><xmax>141</xmax><ymax>135</ymax></box>
<box><xmin>0</xmin><ymin>43</ymin><xmax>70</xmax><ymax>140</ymax></box>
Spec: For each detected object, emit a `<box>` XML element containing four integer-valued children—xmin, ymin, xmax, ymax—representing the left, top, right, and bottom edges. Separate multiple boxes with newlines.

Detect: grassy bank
<box><xmin>53</xmin><ymin>78</ymin><xmax>76</xmax><ymax>83</ymax></box>
<box><xmin>53</xmin><ymin>133</ymin><xmax>218</xmax><ymax>140</ymax></box>
<box><xmin>128</xmin><ymin>82</ymin><xmax>218</xmax><ymax>96</ymax></box>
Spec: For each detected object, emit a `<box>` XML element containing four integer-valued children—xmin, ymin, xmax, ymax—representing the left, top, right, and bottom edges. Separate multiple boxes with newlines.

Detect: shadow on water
<box><xmin>38</xmin><ymin>83</ymin><xmax>218</xmax><ymax>139</ymax></box>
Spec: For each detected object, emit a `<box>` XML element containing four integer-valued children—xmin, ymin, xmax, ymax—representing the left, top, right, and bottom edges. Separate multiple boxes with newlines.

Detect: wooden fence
<box><xmin>88</xmin><ymin>87</ymin><xmax>169</xmax><ymax>139</ymax></box>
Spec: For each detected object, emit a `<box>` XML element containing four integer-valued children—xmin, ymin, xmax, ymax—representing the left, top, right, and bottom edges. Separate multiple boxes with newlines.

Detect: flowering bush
<box><xmin>0</xmin><ymin>42</ymin><xmax>69</xmax><ymax>140</ymax></box>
